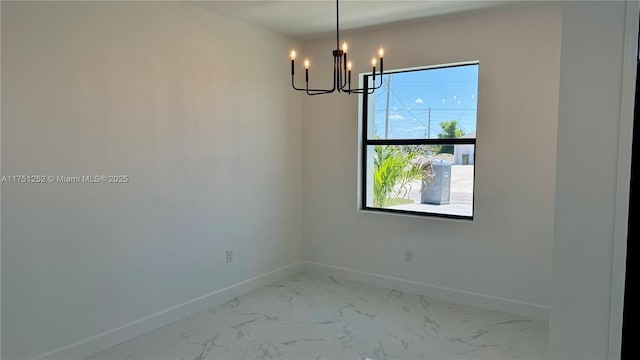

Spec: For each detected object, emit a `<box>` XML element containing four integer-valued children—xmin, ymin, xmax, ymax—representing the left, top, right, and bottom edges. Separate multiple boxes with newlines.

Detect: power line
<box><xmin>389</xmin><ymin>89</ymin><xmax>428</xmax><ymax>128</ymax></box>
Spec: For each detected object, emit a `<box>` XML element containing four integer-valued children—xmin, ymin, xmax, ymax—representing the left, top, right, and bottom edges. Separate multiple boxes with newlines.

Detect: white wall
<box><xmin>454</xmin><ymin>144</ymin><xmax>475</xmax><ymax>165</ymax></box>
<box><xmin>550</xmin><ymin>2</ymin><xmax>633</xmax><ymax>358</ymax></box>
<box><xmin>1</xmin><ymin>2</ymin><xmax>303</xmax><ymax>359</ymax></box>
<box><xmin>302</xmin><ymin>3</ymin><xmax>562</xmax><ymax>316</ymax></box>
<box><xmin>3</xmin><ymin>1</ymin><xmax>635</xmax><ymax>359</ymax></box>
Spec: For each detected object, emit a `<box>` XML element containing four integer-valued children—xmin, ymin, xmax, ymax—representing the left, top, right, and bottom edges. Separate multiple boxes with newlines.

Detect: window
<box><xmin>360</xmin><ymin>62</ymin><xmax>478</xmax><ymax>220</ymax></box>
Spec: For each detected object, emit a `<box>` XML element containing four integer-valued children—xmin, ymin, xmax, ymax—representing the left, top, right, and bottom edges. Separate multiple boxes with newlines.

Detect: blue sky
<box><xmin>371</xmin><ymin>64</ymin><xmax>478</xmax><ymax>139</ymax></box>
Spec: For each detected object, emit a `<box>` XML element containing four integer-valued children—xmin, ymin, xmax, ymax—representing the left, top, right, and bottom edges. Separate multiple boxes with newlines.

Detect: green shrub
<box><xmin>373</xmin><ymin>145</ymin><xmax>425</xmax><ymax>207</ymax></box>
<box><xmin>435</xmin><ymin>120</ymin><xmax>465</xmax><ymax>154</ymax></box>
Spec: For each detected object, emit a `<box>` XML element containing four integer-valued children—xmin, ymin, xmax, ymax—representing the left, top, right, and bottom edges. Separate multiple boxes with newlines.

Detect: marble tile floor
<box><xmin>85</xmin><ymin>272</ymin><xmax>548</xmax><ymax>360</ymax></box>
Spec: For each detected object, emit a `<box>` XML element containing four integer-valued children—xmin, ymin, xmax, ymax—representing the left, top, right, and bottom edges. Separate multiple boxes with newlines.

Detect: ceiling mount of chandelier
<box><xmin>289</xmin><ymin>0</ymin><xmax>385</xmax><ymax>95</ymax></box>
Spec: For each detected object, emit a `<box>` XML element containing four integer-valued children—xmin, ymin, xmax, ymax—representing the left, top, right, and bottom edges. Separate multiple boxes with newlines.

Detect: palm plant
<box><xmin>373</xmin><ymin>145</ymin><xmax>428</xmax><ymax>207</ymax></box>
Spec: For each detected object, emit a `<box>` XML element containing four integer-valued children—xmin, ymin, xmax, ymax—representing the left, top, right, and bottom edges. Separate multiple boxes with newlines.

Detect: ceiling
<box><xmin>187</xmin><ymin>1</ymin><xmax>511</xmax><ymax>40</ymax></box>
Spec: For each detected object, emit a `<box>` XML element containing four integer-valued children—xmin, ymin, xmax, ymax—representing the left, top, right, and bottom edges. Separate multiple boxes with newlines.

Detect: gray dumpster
<box><xmin>421</xmin><ymin>159</ymin><xmax>451</xmax><ymax>205</ymax></box>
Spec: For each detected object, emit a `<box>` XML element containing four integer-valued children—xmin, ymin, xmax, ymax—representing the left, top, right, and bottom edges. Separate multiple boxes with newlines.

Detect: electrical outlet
<box><xmin>405</xmin><ymin>250</ymin><xmax>413</xmax><ymax>263</ymax></box>
<box><xmin>226</xmin><ymin>250</ymin><xmax>233</xmax><ymax>264</ymax></box>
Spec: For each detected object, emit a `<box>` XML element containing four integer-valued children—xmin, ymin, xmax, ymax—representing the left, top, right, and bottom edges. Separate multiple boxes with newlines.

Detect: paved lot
<box><xmin>389</xmin><ymin>165</ymin><xmax>474</xmax><ymax>217</ymax></box>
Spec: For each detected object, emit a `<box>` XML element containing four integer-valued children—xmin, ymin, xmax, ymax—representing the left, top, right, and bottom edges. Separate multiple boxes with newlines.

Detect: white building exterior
<box><xmin>453</xmin><ymin>132</ymin><xmax>476</xmax><ymax>165</ymax></box>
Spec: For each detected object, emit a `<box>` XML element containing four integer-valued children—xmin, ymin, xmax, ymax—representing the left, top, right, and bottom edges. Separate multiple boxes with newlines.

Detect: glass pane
<box><xmin>364</xmin><ymin>144</ymin><xmax>474</xmax><ymax>218</ymax></box>
<box><xmin>366</xmin><ymin>64</ymin><xmax>478</xmax><ymax>140</ymax></box>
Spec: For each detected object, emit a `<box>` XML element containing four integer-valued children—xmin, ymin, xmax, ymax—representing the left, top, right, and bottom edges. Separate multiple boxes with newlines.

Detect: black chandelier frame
<box><xmin>290</xmin><ymin>0</ymin><xmax>384</xmax><ymax>95</ymax></box>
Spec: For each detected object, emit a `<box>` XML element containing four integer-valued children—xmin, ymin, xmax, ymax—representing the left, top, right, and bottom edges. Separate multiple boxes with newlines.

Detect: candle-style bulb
<box><xmin>378</xmin><ymin>48</ymin><xmax>384</xmax><ymax>58</ymax></box>
<box><xmin>371</xmin><ymin>58</ymin><xmax>377</xmax><ymax>67</ymax></box>
<box><xmin>342</xmin><ymin>42</ymin><xmax>348</xmax><ymax>53</ymax></box>
<box><xmin>304</xmin><ymin>59</ymin><xmax>310</xmax><ymax>69</ymax></box>
<box><xmin>347</xmin><ymin>61</ymin><xmax>352</xmax><ymax>71</ymax></box>
<box><xmin>290</xmin><ymin>50</ymin><xmax>296</xmax><ymax>60</ymax></box>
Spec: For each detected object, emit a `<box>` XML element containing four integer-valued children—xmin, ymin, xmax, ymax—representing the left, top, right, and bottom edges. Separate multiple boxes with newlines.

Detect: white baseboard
<box><xmin>33</xmin><ymin>262</ymin><xmax>304</xmax><ymax>360</ymax></box>
<box><xmin>31</xmin><ymin>260</ymin><xmax>548</xmax><ymax>360</ymax></box>
<box><xmin>303</xmin><ymin>261</ymin><xmax>549</xmax><ymax>320</ymax></box>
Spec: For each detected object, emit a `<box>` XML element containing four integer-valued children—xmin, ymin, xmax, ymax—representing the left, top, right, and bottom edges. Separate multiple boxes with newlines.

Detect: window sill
<box><xmin>358</xmin><ymin>207</ymin><xmax>474</xmax><ymax>222</ymax></box>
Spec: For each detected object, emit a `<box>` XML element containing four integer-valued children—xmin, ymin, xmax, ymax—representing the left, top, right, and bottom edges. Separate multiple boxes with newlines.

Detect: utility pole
<box><xmin>427</xmin><ymin>107</ymin><xmax>431</xmax><ymax>138</ymax></box>
<box><xmin>384</xmin><ymin>75</ymin><xmax>392</xmax><ymax>139</ymax></box>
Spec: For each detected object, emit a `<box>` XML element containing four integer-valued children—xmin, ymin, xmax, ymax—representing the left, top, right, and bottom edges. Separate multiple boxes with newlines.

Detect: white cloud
<box><xmin>388</xmin><ymin>114</ymin><xmax>404</xmax><ymax>120</ymax></box>
<box><xmin>414</xmin><ymin>98</ymin><xmax>424</xmax><ymax>104</ymax></box>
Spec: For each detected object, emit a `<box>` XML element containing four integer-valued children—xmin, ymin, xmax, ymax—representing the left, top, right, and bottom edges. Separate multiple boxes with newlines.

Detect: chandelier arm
<box><xmin>296</xmin><ymin>86</ymin><xmax>335</xmax><ymax>92</ymax></box>
<box><xmin>292</xmin><ymin>71</ymin><xmax>337</xmax><ymax>93</ymax></box>
<box><xmin>342</xmin><ymin>79</ymin><xmax>366</xmax><ymax>94</ymax></box>
<box><xmin>293</xmin><ymin>80</ymin><xmax>333</xmax><ymax>93</ymax></box>
<box><xmin>345</xmin><ymin>88</ymin><xmax>374</xmax><ymax>94</ymax></box>
<box><xmin>341</xmin><ymin>72</ymin><xmax>348</xmax><ymax>91</ymax></box>
<box><xmin>292</xmin><ymin>79</ymin><xmax>336</xmax><ymax>93</ymax></box>
<box><xmin>336</xmin><ymin>56</ymin><xmax>342</xmax><ymax>91</ymax></box>
<box><xmin>306</xmin><ymin>76</ymin><xmax>337</xmax><ymax>94</ymax></box>
<box><xmin>291</xmin><ymin>56</ymin><xmax>341</xmax><ymax>93</ymax></box>
<box><xmin>342</xmin><ymin>69</ymin><xmax>384</xmax><ymax>94</ymax></box>
<box><xmin>338</xmin><ymin>57</ymin><xmax>348</xmax><ymax>92</ymax></box>
<box><xmin>372</xmin><ymin>73</ymin><xmax>384</xmax><ymax>89</ymax></box>
<box><xmin>343</xmin><ymin>79</ymin><xmax>370</xmax><ymax>94</ymax></box>
<box><xmin>338</xmin><ymin>75</ymin><xmax>351</xmax><ymax>93</ymax></box>
<box><xmin>334</xmin><ymin>54</ymin><xmax>339</xmax><ymax>91</ymax></box>
<box><xmin>308</xmin><ymin>58</ymin><xmax>336</xmax><ymax>94</ymax></box>
<box><xmin>307</xmin><ymin>90</ymin><xmax>335</xmax><ymax>96</ymax></box>
<box><xmin>305</xmin><ymin>56</ymin><xmax>338</xmax><ymax>95</ymax></box>
<box><xmin>291</xmin><ymin>76</ymin><xmax>305</xmax><ymax>91</ymax></box>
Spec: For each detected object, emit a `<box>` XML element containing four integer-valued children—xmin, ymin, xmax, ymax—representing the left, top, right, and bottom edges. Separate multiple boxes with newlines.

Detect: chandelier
<box><xmin>290</xmin><ymin>0</ymin><xmax>385</xmax><ymax>95</ymax></box>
